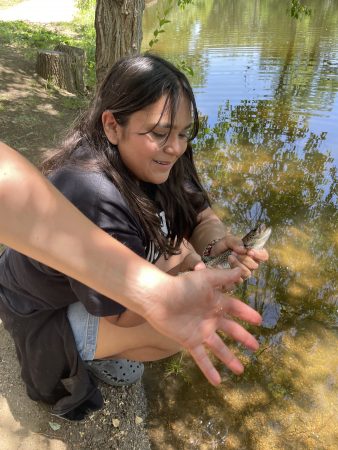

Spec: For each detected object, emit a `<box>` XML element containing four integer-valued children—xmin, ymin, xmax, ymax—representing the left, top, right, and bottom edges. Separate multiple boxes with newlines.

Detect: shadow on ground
<box><xmin>0</xmin><ymin>42</ymin><xmax>83</xmax><ymax>164</ymax></box>
<box><xmin>0</xmin><ymin>322</ymin><xmax>150</xmax><ymax>450</ymax></box>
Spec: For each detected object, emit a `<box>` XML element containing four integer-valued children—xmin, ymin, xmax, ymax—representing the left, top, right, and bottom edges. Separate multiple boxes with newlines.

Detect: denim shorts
<box><xmin>67</xmin><ymin>302</ymin><xmax>99</xmax><ymax>361</ymax></box>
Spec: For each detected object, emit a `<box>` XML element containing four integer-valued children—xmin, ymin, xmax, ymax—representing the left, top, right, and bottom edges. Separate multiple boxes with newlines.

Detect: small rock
<box><xmin>112</xmin><ymin>418</ymin><xmax>120</xmax><ymax>428</ymax></box>
<box><xmin>135</xmin><ymin>416</ymin><xmax>143</xmax><ymax>425</ymax></box>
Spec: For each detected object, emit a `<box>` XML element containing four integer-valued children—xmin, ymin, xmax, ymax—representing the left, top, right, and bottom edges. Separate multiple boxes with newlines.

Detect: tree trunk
<box><xmin>54</xmin><ymin>44</ymin><xmax>86</xmax><ymax>93</ymax></box>
<box><xmin>36</xmin><ymin>50</ymin><xmax>75</xmax><ymax>92</ymax></box>
<box><xmin>95</xmin><ymin>0</ymin><xmax>145</xmax><ymax>86</ymax></box>
<box><xmin>36</xmin><ymin>46</ymin><xmax>86</xmax><ymax>94</ymax></box>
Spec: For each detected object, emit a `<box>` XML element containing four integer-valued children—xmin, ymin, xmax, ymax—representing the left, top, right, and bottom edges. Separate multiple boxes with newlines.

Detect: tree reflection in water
<box><xmin>194</xmin><ymin>99</ymin><xmax>337</xmax><ymax>330</ymax></box>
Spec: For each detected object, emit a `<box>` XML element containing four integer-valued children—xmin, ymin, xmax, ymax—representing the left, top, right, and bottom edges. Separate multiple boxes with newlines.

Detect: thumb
<box><xmin>182</xmin><ymin>252</ymin><xmax>204</xmax><ymax>272</ymax></box>
<box><xmin>207</xmin><ymin>267</ymin><xmax>242</xmax><ymax>290</ymax></box>
<box><xmin>193</xmin><ymin>260</ymin><xmax>207</xmax><ymax>271</ymax></box>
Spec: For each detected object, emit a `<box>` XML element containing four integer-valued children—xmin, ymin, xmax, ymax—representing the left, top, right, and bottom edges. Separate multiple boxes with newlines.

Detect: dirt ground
<box><xmin>0</xmin><ymin>42</ymin><xmax>152</xmax><ymax>450</ymax></box>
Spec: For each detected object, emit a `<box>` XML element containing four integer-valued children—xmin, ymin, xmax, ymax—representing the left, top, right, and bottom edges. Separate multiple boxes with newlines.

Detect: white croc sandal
<box><xmin>86</xmin><ymin>359</ymin><xmax>144</xmax><ymax>386</ymax></box>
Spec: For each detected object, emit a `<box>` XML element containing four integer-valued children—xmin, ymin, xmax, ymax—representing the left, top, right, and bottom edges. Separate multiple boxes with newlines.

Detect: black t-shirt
<box><xmin>0</xmin><ymin>164</ymin><xmax>156</xmax><ymax>316</ymax></box>
<box><xmin>0</xmin><ymin>146</ymin><xmax>208</xmax><ymax>416</ymax></box>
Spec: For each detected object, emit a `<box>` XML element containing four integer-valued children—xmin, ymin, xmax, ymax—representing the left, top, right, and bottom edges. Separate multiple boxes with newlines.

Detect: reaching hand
<box><xmin>144</xmin><ymin>266</ymin><xmax>262</xmax><ymax>386</ymax></box>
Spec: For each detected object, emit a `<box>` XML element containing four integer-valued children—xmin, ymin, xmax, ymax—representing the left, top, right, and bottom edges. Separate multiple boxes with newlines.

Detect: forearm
<box><xmin>189</xmin><ymin>207</ymin><xmax>228</xmax><ymax>255</ymax></box>
<box><xmin>0</xmin><ymin>142</ymin><xmax>170</xmax><ymax>317</ymax></box>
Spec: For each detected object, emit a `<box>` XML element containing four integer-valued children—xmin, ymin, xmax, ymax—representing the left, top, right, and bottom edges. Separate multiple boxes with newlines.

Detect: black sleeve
<box><xmin>50</xmin><ymin>168</ymin><xmax>147</xmax><ymax>316</ymax></box>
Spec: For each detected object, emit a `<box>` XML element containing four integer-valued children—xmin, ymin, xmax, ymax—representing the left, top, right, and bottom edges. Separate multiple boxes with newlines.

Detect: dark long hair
<box><xmin>42</xmin><ymin>54</ymin><xmax>209</xmax><ymax>256</ymax></box>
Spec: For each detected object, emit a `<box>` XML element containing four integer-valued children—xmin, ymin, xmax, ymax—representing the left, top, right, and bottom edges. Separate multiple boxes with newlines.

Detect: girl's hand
<box><xmin>166</xmin><ymin>251</ymin><xmax>206</xmax><ymax>275</ymax></box>
<box><xmin>209</xmin><ymin>234</ymin><xmax>269</xmax><ymax>280</ymax></box>
<box><xmin>144</xmin><ymin>267</ymin><xmax>262</xmax><ymax>386</ymax></box>
<box><xmin>179</xmin><ymin>251</ymin><xmax>206</xmax><ymax>272</ymax></box>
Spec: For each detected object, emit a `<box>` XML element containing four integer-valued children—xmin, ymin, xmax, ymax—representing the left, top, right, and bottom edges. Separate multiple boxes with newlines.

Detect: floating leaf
<box><xmin>48</xmin><ymin>422</ymin><xmax>61</xmax><ymax>431</ymax></box>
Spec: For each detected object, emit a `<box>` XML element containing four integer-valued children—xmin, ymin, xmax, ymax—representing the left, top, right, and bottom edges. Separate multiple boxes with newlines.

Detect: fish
<box><xmin>202</xmin><ymin>223</ymin><xmax>272</xmax><ymax>269</ymax></box>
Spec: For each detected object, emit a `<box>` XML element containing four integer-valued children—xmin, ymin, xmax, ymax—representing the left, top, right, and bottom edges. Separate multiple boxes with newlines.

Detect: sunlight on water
<box><xmin>145</xmin><ymin>323</ymin><xmax>338</xmax><ymax>449</ymax></box>
<box><xmin>143</xmin><ymin>0</ymin><xmax>338</xmax><ymax>448</ymax></box>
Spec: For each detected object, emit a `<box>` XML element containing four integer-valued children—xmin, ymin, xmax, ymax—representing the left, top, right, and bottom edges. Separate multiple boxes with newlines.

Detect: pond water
<box><xmin>142</xmin><ymin>1</ymin><xmax>338</xmax><ymax>448</ymax></box>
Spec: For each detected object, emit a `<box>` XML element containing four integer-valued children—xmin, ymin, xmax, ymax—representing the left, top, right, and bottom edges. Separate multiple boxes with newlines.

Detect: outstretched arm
<box><xmin>0</xmin><ymin>141</ymin><xmax>166</xmax><ymax>315</ymax></box>
<box><xmin>0</xmin><ymin>142</ymin><xmax>261</xmax><ymax>384</ymax></box>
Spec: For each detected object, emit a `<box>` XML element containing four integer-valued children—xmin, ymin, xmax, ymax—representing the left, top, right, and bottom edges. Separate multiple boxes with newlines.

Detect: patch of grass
<box><xmin>163</xmin><ymin>353</ymin><xmax>193</xmax><ymax>384</ymax></box>
<box><xmin>61</xmin><ymin>95</ymin><xmax>88</xmax><ymax>110</ymax></box>
<box><xmin>0</xmin><ymin>0</ymin><xmax>97</xmax><ymax>88</ymax></box>
<box><xmin>164</xmin><ymin>353</ymin><xmax>184</xmax><ymax>377</ymax></box>
<box><xmin>0</xmin><ymin>21</ymin><xmax>72</xmax><ymax>52</ymax></box>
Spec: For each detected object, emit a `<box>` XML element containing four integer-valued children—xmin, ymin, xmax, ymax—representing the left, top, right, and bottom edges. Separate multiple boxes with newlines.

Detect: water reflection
<box><xmin>144</xmin><ymin>100</ymin><xmax>338</xmax><ymax>447</ymax></box>
<box><xmin>195</xmin><ymin>99</ymin><xmax>337</xmax><ymax>326</ymax></box>
<box><xmin>143</xmin><ymin>0</ymin><xmax>338</xmax><ymax>447</ymax></box>
<box><xmin>143</xmin><ymin>0</ymin><xmax>338</xmax><ymax>155</ymax></box>
<box><xmin>145</xmin><ymin>321</ymin><xmax>338</xmax><ymax>449</ymax></box>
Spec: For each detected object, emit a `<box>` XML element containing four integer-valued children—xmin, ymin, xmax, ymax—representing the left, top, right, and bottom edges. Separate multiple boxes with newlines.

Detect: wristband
<box><xmin>202</xmin><ymin>238</ymin><xmax>223</xmax><ymax>258</ymax></box>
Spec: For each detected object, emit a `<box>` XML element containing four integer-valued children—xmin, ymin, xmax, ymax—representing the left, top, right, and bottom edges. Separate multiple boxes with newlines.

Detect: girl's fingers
<box><xmin>228</xmin><ymin>254</ymin><xmax>252</xmax><ymax>279</ymax></box>
<box><xmin>211</xmin><ymin>236</ymin><xmax>270</xmax><ymax>265</ymax></box>
<box><xmin>230</xmin><ymin>253</ymin><xmax>259</xmax><ymax>271</ymax></box>
<box><xmin>204</xmin><ymin>332</ymin><xmax>244</xmax><ymax>375</ymax></box>
<box><xmin>189</xmin><ymin>343</ymin><xmax>222</xmax><ymax>386</ymax></box>
<box><xmin>221</xmin><ymin>295</ymin><xmax>262</xmax><ymax>325</ymax></box>
<box><xmin>247</xmin><ymin>248</ymin><xmax>269</xmax><ymax>262</ymax></box>
<box><xmin>218</xmin><ymin>317</ymin><xmax>259</xmax><ymax>351</ymax></box>
<box><xmin>179</xmin><ymin>267</ymin><xmax>263</xmax><ymax>386</ymax></box>
<box><xmin>212</xmin><ymin>235</ymin><xmax>246</xmax><ymax>256</ymax></box>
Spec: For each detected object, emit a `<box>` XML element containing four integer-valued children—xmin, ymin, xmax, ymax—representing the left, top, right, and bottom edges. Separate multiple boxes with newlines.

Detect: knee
<box><xmin>145</xmin><ymin>346</ymin><xmax>182</xmax><ymax>362</ymax></box>
<box><xmin>158</xmin><ymin>341</ymin><xmax>182</xmax><ymax>357</ymax></box>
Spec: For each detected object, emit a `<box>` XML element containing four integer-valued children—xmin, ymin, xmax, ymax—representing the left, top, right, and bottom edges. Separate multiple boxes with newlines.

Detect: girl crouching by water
<box><xmin>0</xmin><ymin>54</ymin><xmax>267</xmax><ymax>420</ymax></box>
